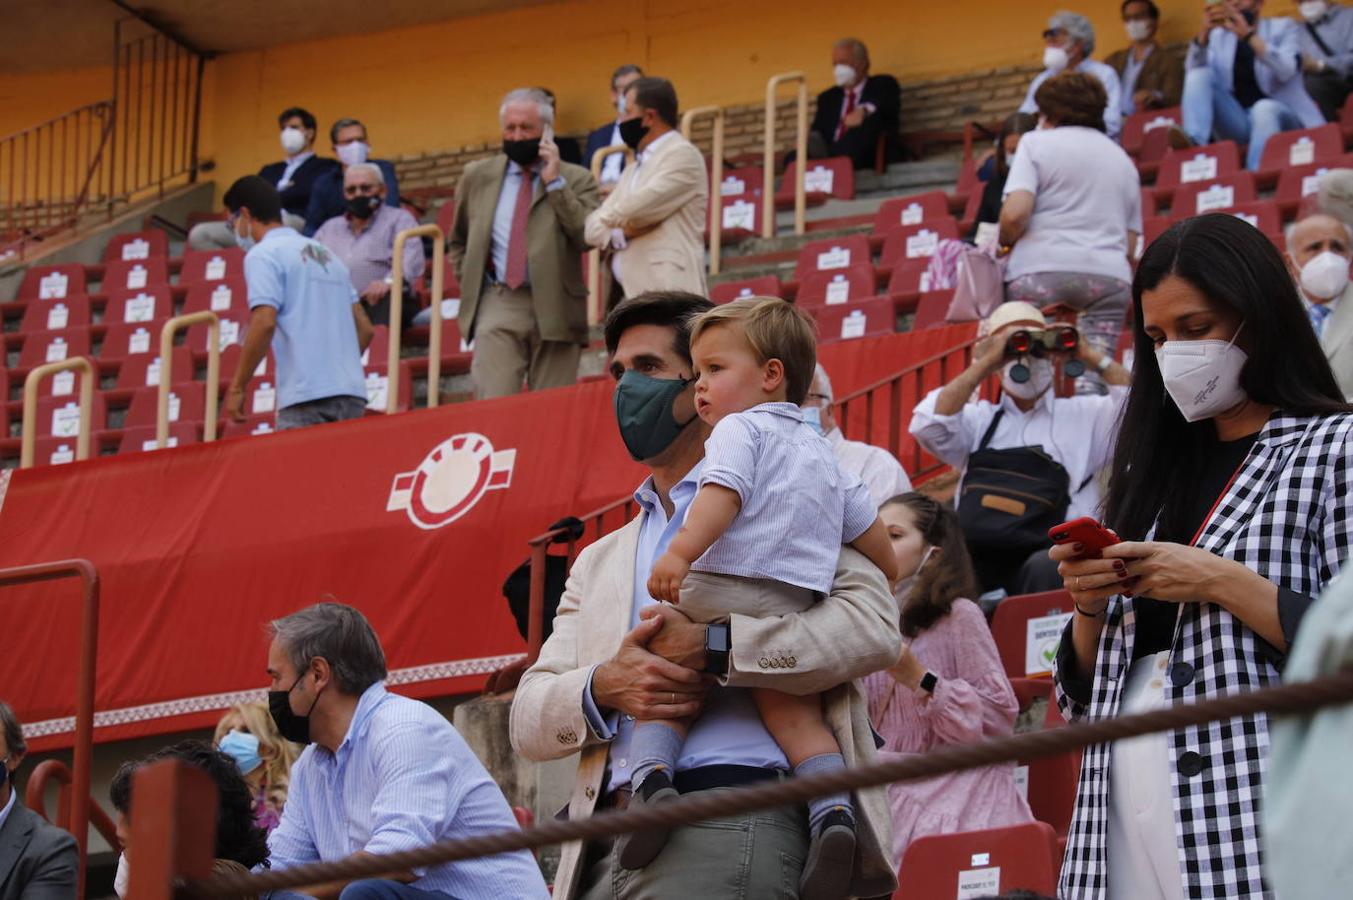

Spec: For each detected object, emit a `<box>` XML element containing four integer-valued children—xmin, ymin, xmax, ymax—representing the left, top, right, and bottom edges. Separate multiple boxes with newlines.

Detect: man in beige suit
<box><xmin>510</xmin><ymin>291</ymin><xmax>900</xmax><ymax>900</ymax></box>
<box><xmin>1286</xmin><ymin>213</ymin><xmax>1353</xmax><ymax>399</ymax></box>
<box><xmin>450</xmin><ymin>88</ymin><xmax>600</xmax><ymax>400</ymax></box>
<box><xmin>584</xmin><ymin>78</ymin><xmax>708</xmax><ymax>299</ymax></box>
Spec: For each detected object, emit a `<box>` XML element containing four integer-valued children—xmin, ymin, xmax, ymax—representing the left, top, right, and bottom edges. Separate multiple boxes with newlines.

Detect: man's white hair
<box><xmin>344</xmin><ymin>162</ymin><xmax>385</xmax><ymax>186</ymax></box>
<box><xmin>1285</xmin><ymin>213</ymin><xmax>1353</xmax><ymax>251</ymax></box>
<box><xmin>813</xmin><ymin>363</ymin><xmax>833</xmax><ymax>403</ymax></box>
<box><xmin>1049</xmin><ymin>10</ymin><xmax>1095</xmax><ymax>56</ymax></box>
<box><xmin>499</xmin><ymin>88</ymin><xmax>555</xmax><ymax>127</ymax></box>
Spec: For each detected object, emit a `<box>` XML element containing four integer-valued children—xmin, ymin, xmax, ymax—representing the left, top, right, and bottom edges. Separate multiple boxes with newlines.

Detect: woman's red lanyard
<box><xmin>1189</xmin><ymin>460</ymin><xmax>1247</xmax><ymax>548</ymax></box>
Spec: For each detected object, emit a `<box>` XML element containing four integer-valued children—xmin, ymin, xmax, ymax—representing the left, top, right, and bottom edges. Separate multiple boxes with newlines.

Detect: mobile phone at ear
<box><xmin>1049</xmin><ymin>517</ymin><xmax>1121</xmax><ymax>559</ymax></box>
<box><xmin>543</xmin><ymin>124</ymin><xmax>555</xmax><ymax>142</ymax></box>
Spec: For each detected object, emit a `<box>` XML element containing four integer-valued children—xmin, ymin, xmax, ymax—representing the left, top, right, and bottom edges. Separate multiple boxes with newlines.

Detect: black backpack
<box><xmin>957</xmin><ymin>410</ymin><xmax>1073</xmax><ymax>552</ymax></box>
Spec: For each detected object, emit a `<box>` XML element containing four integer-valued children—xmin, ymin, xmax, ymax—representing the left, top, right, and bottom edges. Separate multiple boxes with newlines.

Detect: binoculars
<box><xmin>1004</xmin><ymin>326</ymin><xmax>1085</xmax><ymax>382</ymax></box>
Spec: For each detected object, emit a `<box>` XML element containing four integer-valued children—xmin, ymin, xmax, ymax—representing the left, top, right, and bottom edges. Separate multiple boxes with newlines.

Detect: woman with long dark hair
<box><xmin>865</xmin><ymin>493</ymin><xmax>1032</xmax><ymax>867</ymax></box>
<box><xmin>1050</xmin><ymin>213</ymin><xmax>1353</xmax><ymax>899</ymax></box>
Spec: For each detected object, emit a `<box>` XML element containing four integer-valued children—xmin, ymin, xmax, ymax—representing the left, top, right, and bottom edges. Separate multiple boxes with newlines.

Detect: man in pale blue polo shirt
<box><xmin>223</xmin><ymin>175</ymin><xmax>373</xmax><ymax>431</ymax></box>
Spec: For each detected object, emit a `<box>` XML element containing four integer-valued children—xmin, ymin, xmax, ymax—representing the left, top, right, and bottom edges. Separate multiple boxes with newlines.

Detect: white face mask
<box><xmin>1125</xmin><ymin>19</ymin><xmax>1153</xmax><ymax>41</ymax></box>
<box><xmin>616</xmin><ymin>94</ymin><xmax>628</xmax><ymax>116</ymax></box>
<box><xmin>1001</xmin><ymin>358</ymin><xmax>1054</xmax><ymax>400</ymax></box>
<box><xmin>893</xmin><ymin>545</ymin><xmax>936</xmax><ymax>605</ymax></box>
<box><xmin>1299</xmin><ymin>250</ymin><xmax>1351</xmax><ymax>301</ymax></box>
<box><xmin>114</xmin><ymin>852</ymin><xmax>130</xmax><ymax>899</ymax></box>
<box><xmin>833</xmin><ymin>64</ymin><xmax>857</xmax><ymax>88</ymax></box>
<box><xmin>336</xmin><ymin>140</ymin><xmax>370</xmax><ymax>167</ymax></box>
<box><xmin>1155</xmin><ymin>326</ymin><xmax>1249</xmax><ymax>423</ymax></box>
<box><xmin>1043</xmin><ymin>45</ymin><xmax>1070</xmax><ymax>73</ymax></box>
<box><xmin>279</xmin><ymin>126</ymin><xmax>307</xmax><ymax>156</ymax></box>
<box><xmin>1300</xmin><ymin>1</ymin><xmax>1330</xmax><ymax>22</ymax></box>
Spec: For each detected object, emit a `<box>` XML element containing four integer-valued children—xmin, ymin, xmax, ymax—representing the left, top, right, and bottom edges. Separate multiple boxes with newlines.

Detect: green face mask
<box><xmin>613</xmin><ymin>369</ymin><xmax>695</xmax><ymax>461</ymax></box>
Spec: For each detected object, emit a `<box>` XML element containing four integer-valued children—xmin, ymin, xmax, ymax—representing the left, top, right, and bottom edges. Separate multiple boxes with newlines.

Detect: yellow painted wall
<box><xmin>0</xmin><ymin>67</ymin><xmax>111</xmax><ymax>138</ymax></box>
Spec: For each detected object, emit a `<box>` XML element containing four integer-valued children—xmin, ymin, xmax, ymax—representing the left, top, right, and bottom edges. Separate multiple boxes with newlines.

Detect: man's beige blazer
<box><xmin>1320</xmin><ymin>282</ymin><xmax>1353</xmax><ymax>401</ymax></box>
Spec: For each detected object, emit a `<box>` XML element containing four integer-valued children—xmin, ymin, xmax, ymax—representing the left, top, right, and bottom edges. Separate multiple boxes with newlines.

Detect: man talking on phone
<box><xmin>449</xmin><ymin>87</ymin><xmax>601</xmax><ymax>400</ymax></box>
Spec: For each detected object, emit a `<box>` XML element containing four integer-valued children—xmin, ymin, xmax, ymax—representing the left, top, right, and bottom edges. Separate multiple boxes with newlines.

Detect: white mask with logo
<box><xmin>833</xmin><ymin>64</ymin><xmax>857</xmax><ymax>88</ymax></box>
<box><xmin>1001</xmin><ymin>358</ymin><xmax>1054</xmax><ymax>400</ymax></box>
<box><xmin>1043</xmin><ymin>45</ymin><xmax>1070</xmax><ymax>73</ymax></box>
<box><xmin>279</xmin><ymin>127</ymin><xmax>307</xmax><ymax>155</ymax></box>
<box><xmin>1300</xmin><ymin>1</ymin><xmax>1330</xmax><ymax>23</ymax></box>
<box><xmin>336</xmin><ymin>140</ymin><xmax>370</xmax><ymax>167</ymax></box>
<box><xmin>1125</xmin><ymin>19</ymin><xmax>1153</xmax><ymax>42</ymax></box>
<box><xmin>1299</xmin><ymin>250</ymin><xmax>1351</xmax><ymax>301</ymax></box>
<box><xmin>1155</xmin><ymin>325</ymin><xmax>1249</xmax><ymax>423</ymax></box>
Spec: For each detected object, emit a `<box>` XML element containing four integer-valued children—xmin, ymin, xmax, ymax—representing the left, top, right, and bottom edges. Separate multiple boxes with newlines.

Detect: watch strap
<box><xmin>703</xmin><ymin>622</ymin><xmax>731</xmax><ymax>675</ymax></box>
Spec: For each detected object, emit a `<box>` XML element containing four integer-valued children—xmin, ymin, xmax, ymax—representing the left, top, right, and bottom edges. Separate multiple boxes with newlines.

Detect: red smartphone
<box><xmin>1049</xmin><ymin>517</ymin><xmax>1120</xmax><ymax>559</ymax></box>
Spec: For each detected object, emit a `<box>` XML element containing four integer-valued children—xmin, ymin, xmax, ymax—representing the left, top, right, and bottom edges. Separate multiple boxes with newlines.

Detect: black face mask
<box><xmin>502</xmin><ymin>138</ymin><xmax>541</xmax><ymax>167</ymax></box>
<box><xmin>268</xmin><ymin>670</ymin><xmax>322</xmax><ymax>745</ymax></box>
<box><xmin>346</xmin><ymin>194</ymin><xmax>380</xmax><ymax>220</ymax></box>
<box><xmin>1242</xmin><ymin>9</ymin><xmax>1258</xmax><ymax>24</ymax></box>
<box><xmin>618</xmin><ymin>117</ymin><xmax>650</xmax><ymax>151</ymax></box>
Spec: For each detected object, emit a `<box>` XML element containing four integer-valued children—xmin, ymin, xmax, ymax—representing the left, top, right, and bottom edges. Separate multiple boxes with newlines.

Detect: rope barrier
<box><xmin>187</xmin><ymin>668</ymin><xmax>1353</xmax><ymax>897</ymax></box>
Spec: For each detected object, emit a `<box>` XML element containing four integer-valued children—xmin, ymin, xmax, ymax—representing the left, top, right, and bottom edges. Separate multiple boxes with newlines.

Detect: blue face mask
<box><xmin>232</xmin><ymin>216</ymin><xmax>256</xmax><ymax>252</ymax></box>
<box><xmin>801</xmin><ymin>405</ymin><xmax>826</xmax><ymax>436</ymax></box>
<box><xmin>219</xmin><ymin>729</ymin><xmax>263</xmax><ymax>775</ymax></box>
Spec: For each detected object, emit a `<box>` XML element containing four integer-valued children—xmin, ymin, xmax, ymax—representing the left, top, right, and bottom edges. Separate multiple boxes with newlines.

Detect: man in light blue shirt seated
<box><xmin>221</xmin><ymin>175</ymin><xmax>374</xmax><ymax>431</ymax></box>
<box><xmin>265</xmin><ymin>602</ymin><xmax>549</xmax><ymax>900</ymax></box>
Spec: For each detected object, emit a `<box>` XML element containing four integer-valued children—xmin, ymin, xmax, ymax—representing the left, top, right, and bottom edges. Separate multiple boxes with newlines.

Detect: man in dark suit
<box><xmin>809</xmin><ymin>39</ymin><xmax>901</xmax><ymax>170</ymax></box>
<box><xmin>584</xmin><ymin>65</ymin><xmax>644</xmax><ymax>194</ymax></box>
<box><xmin>0</xmin><ymin>702</ymin><xmax>77</xmax><ymax>900</ymax></box>
<box><xmin>301</xmin><ymin>118</ymin><xmax>401</xmax><ymax>236</ymax></box>
<box><xmin>1105</xmin><ymin>0</ymin><xmax>1185</xmax><ymax>122</ymax></box>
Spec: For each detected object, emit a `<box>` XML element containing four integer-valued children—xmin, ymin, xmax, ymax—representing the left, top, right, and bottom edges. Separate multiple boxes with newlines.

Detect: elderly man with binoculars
<box><xmin>910</xmin><ymin>302</ymin><xmax>1132</xmax><ymax>599</ymax></box>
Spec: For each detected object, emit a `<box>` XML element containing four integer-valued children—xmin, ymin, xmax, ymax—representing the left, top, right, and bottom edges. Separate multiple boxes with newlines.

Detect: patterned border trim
<box><xmin>21</xmin><ymin>652</ymin><xmax>527</xmax><ymax>739</ymax></box>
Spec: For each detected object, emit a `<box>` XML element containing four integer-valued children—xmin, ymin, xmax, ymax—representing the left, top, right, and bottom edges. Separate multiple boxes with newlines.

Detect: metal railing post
<box><xmin>588</xmin><ymin>145</ymin><xmax>634</xmax><ymax>326</ymax></box>
<box><xmin>680</xmin><ymin>106</ymin><xmax>725</xmax><ymax>277</ymax></box>
<box><xmin>390</xmin><ymin>224</ymin><xmax>445</xmax><ymax>412</ymax></box>
<box><xmin>21</xmin><ymin>358</ymin><xmax>95</xmax><ymax>468</ymax></box>
<box><xmin>762</xmin><ymin>72</ymin><xmax>809</xmax><ymax>239</ymax></box>
<box><xmin>157</xmin><ymin>311</ymin><xmax>219</xmax><ymax>447</ymax></box>
<box><xmin>126</xmin><ymin>760</ymin><xmax>218</xmax><ymax>900</ymax></box>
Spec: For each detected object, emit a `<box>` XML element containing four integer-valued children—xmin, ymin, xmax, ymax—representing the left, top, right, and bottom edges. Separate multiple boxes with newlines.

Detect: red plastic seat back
<box><xmin>990</xmin><ymin>590</ymin><xmax>1074</xmax><ymax>680</ymax></box>
<box><xmin>33</xmin><ymin>392</ymin><xmax>108</xmax><ymax>438</ymax></box>
<box><xmin>1169</xmin><ymin>171</ymin><xmax>1256</xmax><ymax>218</ymax></box>
<box><xmin>104</xmin><ymin>286</ymin><xmax>175</xmax><ymax>326</ymax></box>
<box><xmin>710</xmin><ymin>275</ymin><xmax>783</xmax><ymax>305</ymax></box>
<box><xmin>115</xmin><ymin>347</ymin><xmax>196</xmax><ymax>390</ymax></box>
<box><xmin>811</xmin><ymin>296</ymin><xmax>895</xmax><ymax>344</ymax></box>
<box><xmin>1122</xmin><ymin>106</ymin><xmax>1182</xmax><ymax>155</ymax></box>
<box><xmin>186</xmin><ymin>312</ymin><xmax>249</xmax><ymax>354</ymax></box>
<box><xmin>19</xmin><ymin>296</ymin><xmax>92</xmax><ymax>334</ymax></box>
<box><xmin>716</xmin><ymin>166</ymin><xmax>764</xmax><ymax>199</ymax></box>
<box><xmin>874</xmin><ymin>191</ymin><xmax>952</xmax><ymax>234</ymax></box>
<box><xmin>179</xmin><ymin>248</ymin><xmax>246</xmax><ymax>285</ymax></box>
<box><xmin>103</xmin><ymin>229</ymin><xmax>169</xmax><ymax>263</ymax></box>
<box><xmin>101</xmin><ymin>322</ymin><xmax>167</xmax><ymax>360</ymax></box>
<box><xmin>17</xmin><ymin>264</ymin><xmax>87</xmax><ymax>301</ymax></box>
<box><xmin>118</xmin><ymin>423</ymin><xmax>200</xmax><ymax>455</ymax></box>
<box><xmin>878</xmin><ymin>219</ymin><xmax>960</xmax><ymax>270</ymax></box>
<box><xmin>887</xmin><ymin>260</ymin><xmax>935</xmax><ymax>299</ymax></box>
<box><xmin>19</xmin><ymin>329</ymin><xmax>93</xmax><ymax>369</ymax></box>
<box><xmin>796</xmin><ymin>263</ymin><xmax>877</xmax><ymax>308</ymax></box>
<box><xmin>1156</xmin><ymin>141</ymin><xmax>1241</xmax><ymax>191</ymax></box>
<box><xmin>124</xmin><ymin>382</ymin><xmax>208</xmax><ymax>429</ymax></box>
<box><xmin>1259</xmin><ymin>123</ymin><xmax>1344</xmax><ymax>172</ymax></box>
<box><xmin>892</xmin><ymin>822</ymin><xmax>1060</xmax><ymax>900</ymax></box>
<box><xmin>183</xmin><ymin>278</ymin><xmax>250</xmax><ymax>316</ymax></box>
<box><xmin>101</xmin><ymin>258</ymin><xmax>169</xmax><ymax>294</ymax></box>
<box><xmin>912</xmin><ymin>289</ymin><xmax>957</xmax><ymax>331</ymax></box>
<box><xmin>779</xmin><ymin>157</ymin><xmax>855</xmax><ymax>201</ymax></box>
<box><xmin>793</xmin><ymin>234</ymin><xmax>872</xmax><ymax>279</ymax></box>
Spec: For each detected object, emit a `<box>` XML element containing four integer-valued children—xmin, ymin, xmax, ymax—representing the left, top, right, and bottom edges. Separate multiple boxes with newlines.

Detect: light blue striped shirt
<box><xmin>696</xmin><ymin>402</ymin><xmax>876</xmax><ymax>593</ymax></box>
<box><xmin>267</xmin><ymin>683</ymin><xmax>548</xmax><ymax>899</ymax></box>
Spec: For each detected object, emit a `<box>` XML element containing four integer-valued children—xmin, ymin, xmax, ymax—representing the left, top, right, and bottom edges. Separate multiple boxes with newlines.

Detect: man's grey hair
<box><xmin>813</xmin><ymin>363</ymin><xmax>834</xmax><ymax>403</ymax></box>
<box><xmin>499</xmin><ymin>88</ymin><xmax>555</xmax><ymax>127</ymax></box>
<box><xmin>1049</xmin><ymin>11</ymin><xmax>1095</xmax><ymax>56</ymax></box>
<box><xmin>834</xmin><ymin>38</ymin><xmax>870</xmax><ymax>66</ymax></box>
<box><xmin>1285</xmin><ymin>213</ymin><xmax>1353</xmax><ymax>251</ymax></box>
<box><xmin>0</xmin><ymin>700</ymin><xmax>26</xmax><ymax>758</ymax></box>
<box><xmin>329</xmin><ymin>117</ymin><xmax>366</xmax><ymax>145</ymax></box>
<box><xmin>270</xmin><ymin>602</ymin><xmax>387</xmax><ymax>695</ymax></box>
<box><xmin>345</xmin><ymin>162</ymin><xmax>385</xmax><ymax>186</ymax></box>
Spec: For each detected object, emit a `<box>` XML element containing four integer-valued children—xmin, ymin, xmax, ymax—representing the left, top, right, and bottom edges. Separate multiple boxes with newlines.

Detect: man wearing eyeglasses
<box><xmin>314</xmin><ymin>163</ymin><xmax>425</xmax><ymax>329</ymax></box>
<box><xmin>1018</xmin><ymin>11</ymin><xmax>1124</xmax><ymax>138</ymax></box>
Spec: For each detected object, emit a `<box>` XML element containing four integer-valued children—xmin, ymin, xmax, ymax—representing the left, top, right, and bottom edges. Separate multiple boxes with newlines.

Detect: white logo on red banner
<box><xmin>387</xmin><ymin>433</ymin><xmax>516</xmax><ymax>530</ymax></box>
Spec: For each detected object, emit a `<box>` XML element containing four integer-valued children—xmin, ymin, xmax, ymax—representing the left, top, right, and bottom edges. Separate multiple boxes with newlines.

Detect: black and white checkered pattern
<box><xmin>1054</xmin><ymin>412</ymin><xmax>1353</xmax><ymax>899</ymax></box>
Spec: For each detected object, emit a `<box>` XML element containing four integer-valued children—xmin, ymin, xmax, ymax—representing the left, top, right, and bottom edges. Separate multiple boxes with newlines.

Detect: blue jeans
<box><xmin>1181</xmin><ymin>65</ymin><xmax>1303</xmax><ymax>170</ymax></box>
<box><xmin>271</xmin><ymin>883</ymin><xmax>457</xmax><ymax>900</ymax></box>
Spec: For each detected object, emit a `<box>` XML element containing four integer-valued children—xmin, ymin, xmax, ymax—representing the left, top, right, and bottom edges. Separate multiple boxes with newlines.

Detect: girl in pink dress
<box><xmin>864</xmin><ymin>493</ymin><xmax>1034</xmax><ymax>866</ymax></box>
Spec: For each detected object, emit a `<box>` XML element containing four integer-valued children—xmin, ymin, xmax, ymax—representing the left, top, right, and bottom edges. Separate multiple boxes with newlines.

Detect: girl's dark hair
<box><xmin>1105</xmin><ymin>214</ymin><xmax>1352</xmax><ymax>540</ymax></box>
<box><xmin>885</xmin><ymin>493</ymin><xmax>980</xmax><ymax>638</ymax></box>
<box><xmin>996</xmin><ymin>112</ymin><xmax>1039</xmax><ymax>177</ymax></box>
<box><xmin>109</xmin><ymin>739</ymin><xmax>270</xmax><ymax>870</ymax></box>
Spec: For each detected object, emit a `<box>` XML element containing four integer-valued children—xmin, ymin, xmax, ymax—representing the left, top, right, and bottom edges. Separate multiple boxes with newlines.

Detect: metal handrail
<box><xmin>24</xmin><ymin>760</ymin><xmax>122</xmax><ymax>854</ymax></box>
<box><xmin>587</xmin><ymin>145</ymin><xmax>635</xmax><ymax>326</ymax></box>
<box><xmin>389</xmin><ymin>224</ymin><xmax>445</xmax><ymax>413</ymax></box>
<box><xmin>20</xmin><ymin>358</ymin><xmax>96</xmax><ymax>468</ymax></box>
<box><xmin>157</xmin><ymin>311</ymin><xmax>220</xmax><ymax>448</ymax></box>
<box><xmin>762</xmin><ymin>72</ymin><xmax>809</xmax><ymax>238</ymax></box>
<box><xmin>680</xmin><ymin>106</ymin><xmax>725</xmax><ymax>277</ymax></box>
<box><xmin>0</xmin><ymin>559</ymin><xmax>99</xmax><ymax>899</ymax></box>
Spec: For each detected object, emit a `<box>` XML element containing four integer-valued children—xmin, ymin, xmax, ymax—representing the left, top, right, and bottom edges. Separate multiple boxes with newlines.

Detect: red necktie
<box><xmin>504</xmin><ymin>166</ymin><xmax>535</xmax><ymax>289</ymax></box>
<box><xmin>836</xmin><ymin>88</ymin><xmax>856</xmax><ymax>142</ymax></box>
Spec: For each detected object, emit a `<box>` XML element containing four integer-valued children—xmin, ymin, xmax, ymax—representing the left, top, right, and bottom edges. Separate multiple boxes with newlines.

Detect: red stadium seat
<box><xmin>100</xmin><ymin>258</ymin><xmax>169</xmax><ymax>294</ymax></box>
<box><xmin>19</xmin><ymin>296</ymin><xmax>92</xmax><ymax>334</ymax></box>
<box><xmin>363</xmin><ymin>363</ymin><xmax>414</xmax><ymax>412</ymax></box>
<box><xmin>359</xmin><ymin>325</ymin><xmax>390</xmax><ymax>369</ymax></box>
<box><xmin>793</xmin><ymin>235</ymin><xmax>873</xmax><ymax>279</ymax></box>
<box><xmin>1257</xmin><ymin>123</ymin><xmax>1343</xmax><ymax>178</ymax></box>
<box><xmin>1221</xmin><ymin>200</ymin><xmax>1283</xmax><ymax>242</ymax></box>
<box><xmin>239</xmin><ymin>376</ymin><xmax>283</xmax><ymax>418</ymax></box>
<box><xmin>33</xmin><ymin>392</ymin><xmax>108</xmax><ymax>438</ymax></box>
<box><xmin>115</xmin><ymin>347</ymin><xmax>196</xmax><ymax>390</ymax></box>
<box><xmin>124</xmin><ymin>382</ymin><xmax>208</xmax><ymax>429</ymax></box>
<box><xmin>713</xmin><ymin>193</ymin><xmax>764</xmax><ymax>240</ymax></box>
<box><xmin>1140</xmin><ymin>187</ymin><xmax>1157</xmax><ymax>219</ymax></box>
<box><xmin>187</xmin><ymin>312</ymin><xmax>249</xmax><ymax>354</ymax></box>
<box><xmin>873</xmin><ymin>191</ymin><xmax>952</xmax><ymax>234</ymax></box>
<box><xmin>103</xmin><ymin>286</ymin><xmax>175</xmax><ymax>326</ymax></box>
<box><xmin>990</xmin><ymin>591</ymin><xmax>1074</xmax><ymax>681</ymax></box>
<box><xmin>911</xmin><ymin>289</ymin><xmax>957</xmax><ymax>331</ymax></box>
<box><xmin>101</xmin><ymin>322</ymin><xmax>166</xmax><ymax>360</ymax></box>
<box><xmin>1155</xmin><ymin>141</ymin><xmax>1241</xmax><ymax>194</ymax></box>
<box><xmin>878</xmin><ymin>220</ymin><xmax>960</xmax><ymax>271</ymax></box>
<box><xmin>435</xmin><ymin>200</ymin><xmax>457</xmax><ymax>237</ymax></box>
<box><xmin>183</xmin><ymin>278</ymin><xmax>250</xmax><ymax>316</ymax></box>
<box><xmin>103</xmin><ymin>229</ymin><xmax>169</xmax><ymax>263</ymax></box>
<box><xmin>1169</xmin><ymin>171</ymin><xmax>1256</xmax><ymax>218</ymax></box>
<box><xmin>1122</xmin><ymin>106</ymin><xmax>1181</xmax><ymax>157</ymax></box>
<box><xmin>1273</xmin><ymin>157</ymin><xmax>1353</xmax><ymax>216</ymax></box>
<box><xmin>221</xmin><ymin>415</ymin><xmax>276</xmax><ymax>438</ymax></box>
<box><xmin>892</xmin><ymin>822</ymin><xmax>1060</xmax><ymax>900</ymax></box>
<box><xmin>19</xmin><ymin>329</ymin><xmax>92</xmax><ymax>369</ymax></box>
<box><xmin>812</xmin><ymin>296</ymin><xmax>895</xmax><ymax>343</ymax></box>
<box><xmin>886</xmin><ymin>259</ymin><xmax>936</xmax><ymax>305</ymax></box>
<box><xmin>796</xmin><ymin>264</ymin><xmax>878</xmax><ymax>308</ymax></box>
<box><xmin>179</xmin><ymin>248</ymin><xmax>246</xmax><ymax>285</ymax></box>
<box><xmin>17</xmin><ymin>264</ymin><xmax>87</xmax><ymax>301</ymax></box>
<box><xmin>28</xmin><ymin>436</ymin><xmax>87</xmax><ymax>467</ymax></box>
<box><xmin>1020</xmin><ymin>748</ymin><xmax>1080</xmax><ymax>855</ymax></box>
<box><xmin>117</xmin><ymin>423</ymin><xmax>199</xmax><ymax>455</ymax></box>
<box><xmin>776</xmin><ymin>157</ymin><xmax>855</xmax><ymax>206</ymax></box>
<box><xmin>220</xmin><ymin>345</ymin><xmax>274</xmax><ymax>383</ymax></box>
<box><xmin>716</xmin><ymin>166</ymin><xmax>763</xmax><ymax>199</ymax></box>
<box><xmin>710</xmin><ymin>275</ymin><xmax>783</xmax><ymax>304</ymax></box>
<box><xmin>1142</xmin><ymin>216</ymin><xmax>1173</xmax><ymax>255</ymax></box>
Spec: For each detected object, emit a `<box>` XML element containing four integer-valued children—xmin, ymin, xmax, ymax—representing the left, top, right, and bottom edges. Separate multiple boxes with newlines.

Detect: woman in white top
<box><xmin>999</xmin><ymin>70</ymin><xmax>1142</xmax><ymax>394</ymax></box>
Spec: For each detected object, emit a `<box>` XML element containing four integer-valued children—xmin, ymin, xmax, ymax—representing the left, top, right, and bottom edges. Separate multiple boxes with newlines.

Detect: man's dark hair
<box><xmin>604</xmin><ymin>291</ymin><xmax>715</xmax><ymax>367</ymax></box>
<box><xmin>1121</xmin><ymin>0</ymin><xmax>1160</xmax><ymax>20</ymax></box>
<box><xmin>626</xmin><ymin>77</ymin><xmax>679</xmax><ymax>127</ymax></box>
<box><xmin>0</xmin><ymin>701</ymin><xmax>26</xmax><ymax>758</ymax></box>
<box><xmin>277</xmin><ymin>107</ymin><xmax>316</xmax><ymax>132</ymax></box>
<box><xmin>109</xmin><ymin>740</ymin><xmax>269</xmax><ymax>870</ymax></box>
<box><xmin>611</xmin><ymin>64</ymin><xmax>643</xmax><ymax>90</ymax></box>
<box><xmin>223</xmin><ymin>175</ymin><xmax>283</xmax><ymax>224</ymax></box>
<box><xmin>329</xmin><ymin>117</ymin><xmax>365</xmax><ymax>144</ymax></box>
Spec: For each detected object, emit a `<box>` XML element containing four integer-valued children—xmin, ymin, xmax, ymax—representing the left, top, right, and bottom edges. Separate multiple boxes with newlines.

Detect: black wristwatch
<box><xmin>919</xmin><ymin>671</ymin><xmax>939</xmax><ymax>694</ymax></box>
<box><xmin>703</xmin><ymin>623</ymin><xmax>731</xmax><ymax>675</ymax></box>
